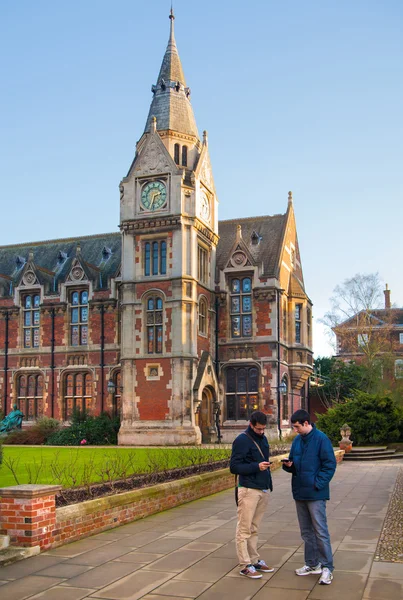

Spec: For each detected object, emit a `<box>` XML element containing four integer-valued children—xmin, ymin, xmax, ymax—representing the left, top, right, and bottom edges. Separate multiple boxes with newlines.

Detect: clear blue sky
<box><xmin>1</xmin><ymin>0</ymin><xmax>402</xmax><ymax>356</ymax></box>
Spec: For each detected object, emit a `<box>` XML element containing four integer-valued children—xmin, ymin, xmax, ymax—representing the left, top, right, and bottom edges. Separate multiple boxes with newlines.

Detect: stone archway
<box><xmin>199</xmin><ymin>386</ymin><xmax>216</xmax><ymax>444</ymax></box>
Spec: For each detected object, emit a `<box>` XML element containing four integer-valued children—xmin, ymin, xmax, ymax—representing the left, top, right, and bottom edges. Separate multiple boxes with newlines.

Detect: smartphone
<box><xmin>280</xmin><ymin>458</ymin><xmax>290</xmax><ymax>462</ymax></box>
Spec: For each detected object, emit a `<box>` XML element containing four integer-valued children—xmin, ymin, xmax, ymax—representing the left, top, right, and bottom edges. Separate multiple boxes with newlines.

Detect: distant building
<box><xmin>333</xmin><ymin>285</ymin><xmax>403</xmax><ymax>382</ymax></box>
<box><xmin>0</xmin><ymin>12</ymin><xmax>313</xmax><ymax>444</ymax></box>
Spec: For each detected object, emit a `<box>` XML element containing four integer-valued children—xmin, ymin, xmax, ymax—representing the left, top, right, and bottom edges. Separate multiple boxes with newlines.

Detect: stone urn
<box><xmin>339</xmin><ymin>423</ymin><xmax>353</xmax><ymax>453</ymax></box>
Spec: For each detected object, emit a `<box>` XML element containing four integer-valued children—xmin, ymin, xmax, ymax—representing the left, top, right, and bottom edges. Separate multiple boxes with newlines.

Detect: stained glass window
<box><xmin>23</xmin><ymin>294</ymin><xmax>40</xmax><ymax>348</ymax></box>
<box><xmin>64</xmin><ymin>372</ymin><xmax>92</xmax><ymax>420</ymax></box>
<box><xmin>225</xmin><ymin>367</ymin><xmax>260</xmax><ymax>420</ymax></box>
<box><xmin>146</xmin><ymin>295</ymin><xmax>163</xmax><ymax>354</ymax></box>
<box><xmin>230</xmin><ymin>277</ymin><xmax>252</xmax><ymax>338</ymax></box>
<box><xmin>17</xmin><ymin>373</ymin><xmax>43</xmax><ymax>421</ymax></box>
<box><xmin>70</xmin><ymin>290</ymin><xmax>89</xmax><ymax>346</ymax></box>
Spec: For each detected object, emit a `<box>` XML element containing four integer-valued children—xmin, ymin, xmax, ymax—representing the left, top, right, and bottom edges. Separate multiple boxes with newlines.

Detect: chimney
<box><xmin>384</xmin><ymin>284</ymin><xmax>391</xmax><ymax>309</ymax></box>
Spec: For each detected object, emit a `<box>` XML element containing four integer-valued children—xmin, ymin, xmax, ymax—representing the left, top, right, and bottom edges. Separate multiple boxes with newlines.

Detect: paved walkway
<box><xmin>0</xmin><ymin>461</ymin><xmax>402</xmax><ymax>600</ymax></box>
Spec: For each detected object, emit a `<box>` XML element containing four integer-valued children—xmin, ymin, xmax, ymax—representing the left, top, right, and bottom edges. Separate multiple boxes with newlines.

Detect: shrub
<box><xmin>46</xmin><ymin>413</ymin><xmax>120</xmax><ymax>446</ymax></box>
<box><xmin>0</xmin><ymin>442</ymin><xmax>3</xmax><ymax>467</ymax></box>
<box><xmin>3</xmin><ymin>416</ymin><xmax>61</xmax><ymax>445</ymax></box>
<box><xmin>316</xmin><ymin>391</ymin><xmax>403</xmax><ymax>445</ymax></box>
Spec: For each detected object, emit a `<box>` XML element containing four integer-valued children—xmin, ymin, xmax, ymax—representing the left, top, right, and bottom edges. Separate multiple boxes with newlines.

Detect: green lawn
<box><xmin>0</xmin><ymin>446</ymin><xmax>230</xmax><ymax>488</ymax></box>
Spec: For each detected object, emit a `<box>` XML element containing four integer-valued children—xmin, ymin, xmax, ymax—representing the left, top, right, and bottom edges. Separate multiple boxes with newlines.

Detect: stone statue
<box><xmin>0</xmin><ymin>405</ymin><xmax>24</xmax><ymax>434</ymax></box>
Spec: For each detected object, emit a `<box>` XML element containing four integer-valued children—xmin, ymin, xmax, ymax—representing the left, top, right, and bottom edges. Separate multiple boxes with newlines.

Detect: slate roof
<box><xmin>217</xmin><ymin>214</ymin><xmax>287</xmax><ymax>278</ymax></box>
<box><xmin>0</xmin><ymin>232</ymin><xmax>121</xmax><ymax>296</ymax></box>
<box><xmin>143</xmin><ymin>12</ymin><xmax>199</xmax><ymax>138</ymax></box>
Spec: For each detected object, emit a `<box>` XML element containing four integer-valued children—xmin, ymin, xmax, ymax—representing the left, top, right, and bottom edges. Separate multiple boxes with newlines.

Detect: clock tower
<box><xmin>118</xmin><ymin>10</ymin><xmax>219</xmax><ymax>445</ymax></box>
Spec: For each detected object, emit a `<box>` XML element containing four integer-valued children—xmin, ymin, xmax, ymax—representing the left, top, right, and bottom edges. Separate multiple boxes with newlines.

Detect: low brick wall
<box><xmin>0</xmin><ymin>449</ymin><xmax>344</xmax><ymax>551</ymax></box>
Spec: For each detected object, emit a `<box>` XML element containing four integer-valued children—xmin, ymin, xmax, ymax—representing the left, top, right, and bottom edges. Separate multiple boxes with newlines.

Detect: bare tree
<box><xmin>321</xmin><ymin>273</ymin><xmax>397</xmax><ymax>391</ymax></box>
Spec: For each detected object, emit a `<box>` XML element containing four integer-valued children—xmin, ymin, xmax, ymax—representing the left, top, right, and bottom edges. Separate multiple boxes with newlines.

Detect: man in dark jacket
<box><xmin>230</xmin><ymin>411</ymin><xmax>274</xmax><ymax>579</ymax></box>
<box><xmin>283</xmin><ymin>409</ymin><xmax>336</xmax><ymax>585</ymax></box>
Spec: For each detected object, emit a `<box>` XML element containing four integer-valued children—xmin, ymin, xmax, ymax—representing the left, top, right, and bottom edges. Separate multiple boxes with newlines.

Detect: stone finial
<box><xmin>28</xmin><ymin>251</ymin><xmax>34</xmax><ymax>261</ymax></box>
<box><xmin>203</xmin><ymin>130</ymin><xmax>208</xmax><ymax>145</ymax></box>
<box><xmin>76</xmin><ymin>243</ymin><xmax>81</xmax><ymax>255</ymax></box>
<box><xmin>151</xmin><ymin>116</ymin><xmax>157</xmax><ymax>133</ymax></box>
<box><xmin>288</xmin><ymin>191</ymin><xmax>293</xmax><ymax>205</ymax></box>
<box><xmin>236</xmin><ymin>224</ymin><xmax>242</xmax><ymax>240</ymax></box>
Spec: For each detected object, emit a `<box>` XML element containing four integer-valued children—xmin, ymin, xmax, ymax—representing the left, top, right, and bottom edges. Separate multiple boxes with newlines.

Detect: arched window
<box><xmin>64</xmin><ymin>372</ymin><xmax>92</xmax><ymax>420</ymax></box>
<box><xmin>22</xmin><ymin>294</ymin><xmax>40</xmax><ymax>348</ymax></box>
<box><xmin>230</xmin><ymin>277</ymin><xmax>252</xmax><ymax>338</ymax></box>
<box><xmin>182</xmin><ymin>145</ymin><xmax>188</xmax><ymax>167</ymax></box>
<box><xmin>281</xmin><ymin>376</ymin><xmax>289</xmax><ymax>421</ymax></box>
<box><xmin>17</xmin><ymin>373</ymin><xmax>44</xmax><ymax>420</ymax></box>
<box><xmin>174</xmin><ymin>143</ymin><xmax>180</xmax><ymax>164</ymax></box>
<box><xmin>225</xmin><ymin>366</ymin><xmax>259</xmax><ymax>420</ymax></box>
<box><xmin>70</xmin><ymin>290</ymin><xmax>89</xmax><ymax>346</ymax></box>
<box><xmin>395</xmin><ymin>360</ymin><xmax>403</xmax><ymax>379</ymax></box>
<box><xmin>146</xmin><ymin>295</ymin><xmax>163</xmax><ymax>354</ymax></box>
<box><xmin>198</xmin><ymin>298</ymin><xmax>207</xmax><ymax>335</ymax></box>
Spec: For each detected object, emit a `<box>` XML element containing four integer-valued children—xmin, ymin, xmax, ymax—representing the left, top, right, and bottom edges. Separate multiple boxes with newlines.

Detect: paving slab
<box><xmin>174</xmin><ymin>557</ymin><xmax>236</xmax><ymax>582</ymax></box>
<box><xmin>28</xmin><ymin>586</ymin><xmax>96</xmax><ymax>600</ymax></box>
<box><xmin>0</xmin><ymin>575</ymin><xmax>65</xmax><ymax>600</ymax></box>
<box><xmin>253</xmin><ymin>588</ymin><xmax>310</xmax><ymax>600</ymax></box>
<box><xmin>363</xmin><ymin>577</ymin><xmax>403</xmax><ymax>599</ymax></box>
<box><xmin>89</xmin><ymin>569</ymin><xmax>174</xmax><ymax>599</ymax></box>
<box><xmin>308</xmin><ymin>571</ymin><xmax>367</xmax><ymax>600</ymax></box>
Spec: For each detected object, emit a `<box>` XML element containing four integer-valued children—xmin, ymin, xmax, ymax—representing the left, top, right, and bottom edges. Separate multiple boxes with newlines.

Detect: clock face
<box><xmin>141</xmin><ymin>181</ymin><xmax>167</xmax><ymax>211</ymax></box>
<box><xmin>200</xmin><ymin>192</ymin><xmax>210</xmax><ymax>221</ymax></box>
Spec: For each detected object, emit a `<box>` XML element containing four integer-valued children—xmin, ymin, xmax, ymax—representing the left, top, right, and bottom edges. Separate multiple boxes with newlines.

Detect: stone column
<box><xmin>0</xmin><ymin>484</ymin><xmax>62</xmax><ymax>550</ymax></box>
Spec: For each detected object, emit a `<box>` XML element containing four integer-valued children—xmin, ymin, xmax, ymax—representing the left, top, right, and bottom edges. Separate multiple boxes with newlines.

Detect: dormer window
<box><xmin>102</xmin><ymin>246</ymin><xmax>112</xmax><ymax>261</ymax></box>
<box><xmin>251</xmin><ymin>231</ymin><xmax>261</xmax><ymax>246</ymax></box>
<box><xmin>23</xmin><ymin>294</ymin><xmax>40</xmax><ymax>348</ymax></box>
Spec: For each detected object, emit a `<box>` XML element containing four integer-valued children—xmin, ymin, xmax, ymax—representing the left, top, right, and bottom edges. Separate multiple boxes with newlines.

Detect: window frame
<box><xmin>197</xmin><ymin>244</ymin><xmax>208</xmax><ymax>285</ymax></box>
<box><xmin>144</xmin><ymin>240</ymin><xmax>167</xmax><ymax>277</ymax></box>
<box><xmin>22</xmin><ymin>293</ymin><xmax>41</xmax><ymax>348</ymax></box>
<box><xmin>17</xmin><ymin>373</ymin><xmax>44</xmax><ymax>420</ymax></box>
<box><xmin>295</xmin><ymin>303</ymin><xmax>302</xmax><ymax>344</ymax></box>
<box><xmin>198</xmin><ymin>297</ymin><xmax>208</xmax><ymax>335</ymax></box>
<box><xmin>146</xmin><ymin>295</ymin><xmax>164</xmax><ymax>354</ymax></box>
<box><xmin>230</xmin><ymin>276</ymin><xmax>252</xmax><ymax>338</ymax></box>
<box><xmin>225</xmin><ymin>366</ymin><xmax>260</xmax><ymax>420</ymax></box>
<box><xmin>395</xmin><ymin>359</ymin><xmax>403</xmax><ymax>379</ymax></box>
<box><xmin>399</xmin><ymin>333</ymin><xmax>403</xmax><ymax>345</ymax></box>
<box><xmin>64</xmin><ymin>371</ymin><xmax>92</xmax><ymax>420</ymax></box>
<box><xmin>70</xmin><ymin>289</ymin><xmax>89</xmax><ymax>346</ymax></box>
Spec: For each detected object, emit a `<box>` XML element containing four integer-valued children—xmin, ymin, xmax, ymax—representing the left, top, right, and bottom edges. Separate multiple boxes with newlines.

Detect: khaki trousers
<box><xmin>236</xmin><ymin>487</ymin><xmax>270</xmax><ymax>567</ymax></box>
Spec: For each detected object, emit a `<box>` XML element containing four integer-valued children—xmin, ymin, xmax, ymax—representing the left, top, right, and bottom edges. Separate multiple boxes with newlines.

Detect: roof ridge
<box><xmin>0</xmin><ymin>231</ymin><xmax>120</xmax><ymax>250</ymax></box>
<box><xmin>219</xmin><ymin>214</ymin><xmax>285</xmax><ymax>223</ymax></box>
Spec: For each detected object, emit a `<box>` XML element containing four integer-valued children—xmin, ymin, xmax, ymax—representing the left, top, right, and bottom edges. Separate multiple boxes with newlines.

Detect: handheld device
<box><xmin>280</xmin><ymin>458</ymin><xmax>290</xmax><ymax>462</ymax></box>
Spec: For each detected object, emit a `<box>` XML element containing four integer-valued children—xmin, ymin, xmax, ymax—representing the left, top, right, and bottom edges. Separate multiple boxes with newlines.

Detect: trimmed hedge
<box><xmin>46</xmin><ymin>413</ymin><xmax>120</xmax><ymax>446</ymax></box>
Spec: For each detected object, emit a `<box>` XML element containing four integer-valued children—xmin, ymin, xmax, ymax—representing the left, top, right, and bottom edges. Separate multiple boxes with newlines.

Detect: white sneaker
<box><xmin>319</xmin><ymin>567</ymin><xmax>333</xmax><ymax>585</ymax></box>
<box><xmin>295</xmin><ymin>563</ymin><xmax>322</xmax><ymax>576</ymax></box>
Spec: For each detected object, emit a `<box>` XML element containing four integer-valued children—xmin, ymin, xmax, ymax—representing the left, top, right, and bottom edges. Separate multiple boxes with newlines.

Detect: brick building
<box><xmin>0</xmin><ymin>12</ymin><xmax>313</xmax><ymax>444</ymax></box>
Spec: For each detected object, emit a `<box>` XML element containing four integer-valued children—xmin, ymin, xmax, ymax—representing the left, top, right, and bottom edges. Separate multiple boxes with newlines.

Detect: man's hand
<box><xmin>282</xmin><ymin>460</ymin><xmax>293</xmax><ymax>468</ymax></box>
<box><xmin>259</xmin><ymin>461</ymin><xmax>272</xmax><ymax>471</ymax></box>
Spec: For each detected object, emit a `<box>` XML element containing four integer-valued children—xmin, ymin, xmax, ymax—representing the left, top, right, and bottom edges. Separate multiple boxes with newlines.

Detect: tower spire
<box><xmin>143</xmin><ymin>11</ymin><xmax>199</xmax><ymax>138</ymax></box>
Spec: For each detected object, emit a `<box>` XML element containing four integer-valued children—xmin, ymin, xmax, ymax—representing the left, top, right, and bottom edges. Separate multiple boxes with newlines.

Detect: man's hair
<box><xmin>250</xmin><ymin>411</ymin><xmax>267</xmax><ymax>426</ymax></box>
<box><xmin>291</xmin><ymin>409</ymin><xmax>311</xmax><ymax>425</ymax></box>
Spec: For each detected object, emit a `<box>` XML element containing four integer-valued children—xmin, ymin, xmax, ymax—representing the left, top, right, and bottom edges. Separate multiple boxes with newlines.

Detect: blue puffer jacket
<box><xmin>230</xmin><ymin>426</ymin><xmax>273</xmax><ymax>491</ymax></box>
<box><xmin>283</xmin><ymin>424</ymin><xmax>336</xmax><ymax>501</ymax></box>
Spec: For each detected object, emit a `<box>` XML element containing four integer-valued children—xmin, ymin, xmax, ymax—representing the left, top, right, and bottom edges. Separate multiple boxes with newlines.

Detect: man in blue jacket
<box><xmin>282</xmin><ymin>409</ymin><xmax>336</xmax><ymax>585</ymax></box>
<box><xmin>230</xmin><ymin>411</ymin><xmax>274</xmax><ymax>579</ymax></box>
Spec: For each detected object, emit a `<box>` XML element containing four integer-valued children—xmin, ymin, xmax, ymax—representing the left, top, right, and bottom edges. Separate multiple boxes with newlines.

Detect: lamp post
<box><xmin>107</xmin><ymin>379</ymin><xmax>116</xmax><ymax>417</ymax></box>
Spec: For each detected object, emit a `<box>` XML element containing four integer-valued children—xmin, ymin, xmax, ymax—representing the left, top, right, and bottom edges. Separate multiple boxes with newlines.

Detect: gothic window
<box><xmin>225</xmin><ymin>366</ymin><xmax>259</xmax><ymax>420</ymax></box>
<box><xmin>283</xmin><ymin>300</ymin><xmax>287</xmax><ymax>341</ymax></box>
<box><xmin>70</xmin><ymin>290</ymin><xmax>89</xmax><ymax>346</ymax></box>
<box><xmin>17</xmin><ymin>373</ymin><xmax>43</xmax><ymax>420</ymax></box>
<box><xmin>198</xmin><ymin>297</ymin><xmax>207</xmax><ymax>335</ymax></box>
<box><xmin>395</xmin><ymin>359</ymin><xmax>403</xmax><ymax>379</ymax></box>
<box><xmin>307</xmin><ymin>307</ymin><xmax>311</xmax><ymax>346</ymax></box>
<box><xmin>300</xmin><ymin>383</ymin><xmax>307</xmax><ymax>411</ymax></box>
<box><xmin>281</xmin><ymin>376</ymin><xmax>289</xmax><ymax>420</ymax></box>
<box><xmin>182</xmin><ymin>145</ymin><xmax>188</xmax><ymax>167</ymax></box>
<box><xmin>174</xmin><ymin>143</ymin><xmax>180</xmax><ymax>164</ymax></box>
<box><xmin>64</xmin><ymin>372</ymin><xmax>92</xmax><ymax>420</ymax></box>
<box><xmin>230</xmin><ymin>277</ymin><xmax>252</xmax><ymax>338</ymax></box>
<box><xmin>146</xmin><ymin>295</ymin><xmax>163</xmax><ymax>354</ymax></box>
<box><xmin>295</xmin><ymin>303</ymin><xmax>302</xmax><ymax>343</ymax></box>
<box><xmin>197</xmin><ymin>245</ymin><xmax>208</xmax><ymax>284</ymax></box>
<box><xmin>144</xmin><ymin>241</ymin><xmax>167</xmax><ymax>276</ymax></box>
<box><xmin>22</xmin><ymin>294</ymin><xmax>40</xmax><ymax>348</ymax></box>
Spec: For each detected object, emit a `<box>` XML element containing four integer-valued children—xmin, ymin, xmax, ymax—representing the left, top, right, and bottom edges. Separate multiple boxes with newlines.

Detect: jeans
<box><xmin>295</xmin><ymin>499</ymin><xmax>334</xmax><ymax>572</ymax></box>
<box><xmin>236</xmin><ymin>487</ymin><xmax>270</xmax><ymax>567</ymax></box>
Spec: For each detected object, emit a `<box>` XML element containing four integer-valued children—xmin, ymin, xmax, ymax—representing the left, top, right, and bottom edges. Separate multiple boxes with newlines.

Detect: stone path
<box><xmin>0</xmin><ymin>461</ymin><xmax>402</xmax><ymax>600</ymax></box>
